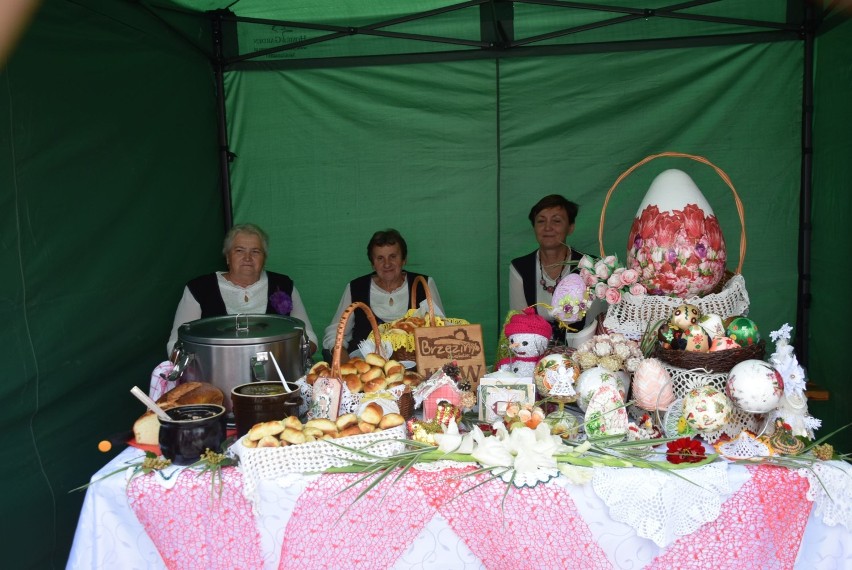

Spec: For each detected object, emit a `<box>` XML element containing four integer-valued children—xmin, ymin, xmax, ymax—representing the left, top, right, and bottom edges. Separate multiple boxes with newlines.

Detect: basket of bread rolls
<box><xmin>233</xmin><ymin>402</ymin><xmax>407</xmax><ymax>494</ymax></box>
<box><xmin>298</xmin><ymin>302</ymin><xmax>424</xmax><ymax>419</ymax></box>
<box><xmin>378</xmin><ymin>275</ymin><xmax>469</xmax><ymax>362</ymax></box>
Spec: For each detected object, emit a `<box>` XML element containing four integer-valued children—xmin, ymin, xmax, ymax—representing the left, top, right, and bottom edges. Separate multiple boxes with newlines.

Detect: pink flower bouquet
<box><xmin>579</xmin><ymin>254</ymin><xmax>646</xmax><ymax>305</ymax></box>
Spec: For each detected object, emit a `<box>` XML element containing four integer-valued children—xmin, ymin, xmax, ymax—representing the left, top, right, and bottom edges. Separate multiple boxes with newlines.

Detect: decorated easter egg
<box><xmin>709</xmin><ymin>336</ymin><xmax>740</xmax><ymax>352</ymax></box>
<box><xmin>533</xmin><ymin>353</ymin><xmax>578</xmax><ymax>401</ymax></box>
<box><xmin>632</xmin><ymin>358</ymin><xmax>675</xmax><ymax>410</ymax></box>
<box><xmin>670</xmin><ymin>304</ymin><xmax>701</xmax><ymax>330</ymax></box>
<box><xmin>682</xmin><ymin>385</ymin><xmax>732</xmax><ymax>432</ymax></box>
<box><xmin>584</xmin><ymin>385</ymin><xmax>628</xmax><ymax>439</ymax></box>
<box><xmin>683</xmin><ymin>324</ymin><xmax>710</xmax><ymax>352</ymax></box>
<box><xmin>658</xmin><ymin>322</ymin><xmax>685</xmax><ymax>350</ymax></box>
<box><xmin>698</xmin><ymin>313</ymin><xmax>726</xmax><ymax>339</ymax></box>
<box><xmin>726</xmin><ymin>317</ymin><xmax>760</xmax><ymax>346</ymax></box>
<box><xmin>551</xmin><ymin>273</ymin><xmax>589</xmax><ymax>325</ymax></box>
<box><xmin>575</xmin><ymin>366</ymin><xmax>629</xmax><ymax>412</ymax></box>
<box><xmin>726</xmin><ymin>360</ymin><xmax>784</xmax><ymax>413</ymax></box>
<box><xmin>625</xmin><ymin>169</ymin><xmax>727</xmax><ymax>298</ymax></box>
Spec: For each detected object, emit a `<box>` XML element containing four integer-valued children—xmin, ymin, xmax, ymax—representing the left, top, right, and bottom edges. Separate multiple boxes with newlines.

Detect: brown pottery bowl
<box><xmin>158</xmin><ymin>404</ymin><xmax>227</xmax><ymax>466</ymax></box>
<box><xmin>231</xmin><ymin>381</ymin><xmax>303</xmax><ymax>437</ymax></box>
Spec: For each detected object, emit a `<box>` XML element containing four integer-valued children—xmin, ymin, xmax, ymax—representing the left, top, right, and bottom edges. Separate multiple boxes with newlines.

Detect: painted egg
<box><xmin>726</xmin><ymin>359</ymin><xmax>784</xmax><ymax>413</ymax></box>
<box><xmin>670</xmin><ymin>304</ymin><xmax>701</xmax><ymax>330</ymax></box>
<box><xmin>575</xmin><ymin>366</ymin><xmax>629</xmax><ymax>412</ymax></box>
<box><xmin>683</xmin><ymin>324</ymin><xmax>710</xmax><ymax>352</ymax></box>
<box><xmin>698</xmin><ymin>313</ymin><xmax>726</xmax><ymax>339</ymax></box>
<box><xmin>726</xmin><ymin>317</ymin><xmax>760</xmax><ymax>346</ymax></box>
<box><xmin>533</xmin><ymin>353</ymin><xmax>578</xmax><ymax>401</ymax></box>
<box><xmin>551</xmin><ymin>273</ymin><xmax>588</xmax><ymax>325</ymax></box>
<box><xmin>625</xmin><ymin>169</ymin><xmax>727</xmax><ymax>298</ymax></box>
<box><xmin>682</xmin><ymin>385</ymin><xmax>732</xmax><ymax>432</ymax></box>
<box><xmin>583</xmin><ymin>385</ymin><xmax>628</xmax><ymax>439</ymax></box>
<box><xmin>632</xmin><ymin>358</ymin><xmax>675</xmax><ymax>410</ymax></box>
<box><xmin>709</xmin><ymin>336</ymin><xmax>740</xmax><ymax>352</ymax></box>
<box><xmin>658</xmin><ymin>323</ymin><xmax>685</xmax><ymax>350</ymax></box>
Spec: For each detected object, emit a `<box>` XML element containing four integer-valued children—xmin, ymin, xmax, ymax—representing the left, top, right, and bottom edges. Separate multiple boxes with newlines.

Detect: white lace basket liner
<box><xmin>233</xmin><ymin>426</ymin><xmax>407</xmax><ymax>503</ymax></box>
<box><xmin>598</xmin><ymin>152</ymin><xmax>749</xmax><ymax>341</ymax></box>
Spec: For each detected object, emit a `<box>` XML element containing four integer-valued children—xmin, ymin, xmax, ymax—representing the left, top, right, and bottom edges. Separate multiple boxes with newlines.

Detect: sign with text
<box><xmin>414</xmin><ymin>325</ymin><xmax>486</xmax><ymax>391</ymax></box>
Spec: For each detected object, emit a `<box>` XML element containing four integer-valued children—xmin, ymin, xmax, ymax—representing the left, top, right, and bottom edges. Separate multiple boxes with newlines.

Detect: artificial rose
<box><xmin>605</xmin><ymin>287</ymin><xmax>622</xmax><ymax>304</ymax></box>
<box><xmin>620</xmin><ymin>268</ymin><xmax>639</xmax><ymax>286</ymax></box>
<box><xmin>681</xmin><ymin>204</ymin><xmax>706</xmax><ymax>239</ymax></box>
<box><xmin>594</xmin><ymin>282</ymin><xmax>608</xmax><ymax>299</ymax></box>
<box><xmin>595</xmin><ymin>262</ymin><xmax>611</xmax><ymax>280</ymax></box>
<box><xmin>581</xmin><ymin>269</ymin><xmax>597</xmax><ymax>287</ymax></box>
<box><xmin>629</xmin><ymin>283</ymin><xmax>647</xmax><ymax>296</ymax></box>
<box><xmin>654</xmin><ymin>212</ymin><xmax>682</xmax><ymax>248</ymax></box>
<box><xmin>607</xmin><ymin>273</ymin><xmax>624</xmax><ymax>288</ymax></box>
<box><xmin>579</xmin><ymin>255</ymin><xmax>596</xmax><ymax>271</ymax></box>
<box><xmin>602</xmin><ymin>255</ymin><xmax>618</xmax><ymax>269</ymax></box>
<box><xmin>665</xmin><ymin>437</ymin><xmax>707</xmax><ymax>464</ymax></box>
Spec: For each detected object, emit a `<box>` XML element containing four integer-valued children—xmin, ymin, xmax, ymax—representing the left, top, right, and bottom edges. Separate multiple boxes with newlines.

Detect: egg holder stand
<box><xmin>597</xmin><ymin>152</ymin><xmax>751</xmax><ymax>341</ymax></box>
<box><xmin>377</xmin><ymin>275</ymin><xmax>469</xmax><ymax>363</ymax></box>
<box><xmin>297</xmin><ymin>302</ymin><xmax>413</xmax><ymax>420</ymax></box>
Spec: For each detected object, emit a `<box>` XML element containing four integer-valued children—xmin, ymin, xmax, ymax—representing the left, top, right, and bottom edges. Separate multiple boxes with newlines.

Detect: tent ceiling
<box><xmin>141</xmin><ymin>0</ymin><xmax>805</xmax><ymax>69</ymax></box>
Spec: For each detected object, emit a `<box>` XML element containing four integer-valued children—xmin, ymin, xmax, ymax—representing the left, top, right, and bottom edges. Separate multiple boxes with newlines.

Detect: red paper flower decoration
<box><xmin>666</xmin><ymin>437</ymin><xmax>707</xmax><ymax>464</ymax></box>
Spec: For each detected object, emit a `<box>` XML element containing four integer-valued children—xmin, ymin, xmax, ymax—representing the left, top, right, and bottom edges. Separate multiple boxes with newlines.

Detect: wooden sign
<box><xmin>414</xmin><ymin>324</ymin><xmax>486</xmax><ymax>391</ymax></box>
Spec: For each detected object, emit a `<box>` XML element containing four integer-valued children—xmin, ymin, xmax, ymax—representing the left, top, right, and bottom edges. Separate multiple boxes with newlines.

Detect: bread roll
<box><xmin>362</xmin><ymin>378</ymin><xmax>387</xmax><ymax>394</ymax></box>
<box><xmin>360</xmin><ymin>367</ymin><xmax>384</xmax><ymax>382</ymax></box>
<box><xmin>384</xmin><ymin>364</ymin><xmax>404</xmax><ymax>377</ymax></box>
<box><xmin>339</xmin><ymin>363</ymin><xmax>358</xmax><ymax>376</ymax></box>
<box><xmin>280</xmin><ymin>427</ymin><xmax>307</xmax><ymax>445</ymax></box>
<box><xmin>358</xmin><ymin>421</ymin><xmax>377</xmax><ymax>433</ymax></box>
<box><xmin>305</xmin><ymin>418</ymin><xmax>338</xmax><ymax>435</ymax></box>
<box><xmin>385</xmin><ymin>372</ymin><xmax>404</xmax><ymax>387</ymax></box>
<box><xmin>241</xmin><ymin>436</ymin><xmax>258</xmax><ymax>448</ymax></box>
<box><xmin>337</xmin><ymin>426</ymin><xmax>362</xmax><ymax>438</ymax></box>
<box><xmin>403</xmin><ymin>371</ymin><xmax>424</xmax><ymax>386</ymax></box>
<box><xmin>360</xmin><ymin>402</ymin><xmax>384</xmax><ymax>425</ymax></box>
<box><xmin>310</xmin><ymin>361</ymin><xmax>331</xmax><ymax>374</ymax></box>
<box><xmin>335</xmin><ymin>413</ymin><xmax>358</xmax><ymax>430</ymax></box>
<box><xmin>257</xmin><ymin>435</ymin><xmax>280</xmax><ymax>448</ymax></box>
<box><xmin>379</xmin><ymin>413</ymin><xmax>405</xmax><ymax>430</ymax></box>
<box><xmin>344</xmin><ymin>374</ymin><xmax>363</xmax><ymax>393</ymax></box>
<box><xmin>353</xmin><ymin>360</ymin><xmax>371</xmax><ymax>374</ymax></box>
<box><xmin>365</xmin><ymin>353</ymin><xmax>387</xmax><ymax>368</ymax></box>
<box><xmin>302</xmin><ymin>426</ymin><xmax>324</xmax><ymax>438</ymax></box>
<box><xmin>283</xmin><ymin>416</ymin><xmax>303</xmax><ymax>430</ymax></box>
<box><xmin>248</xmin><ymin>420</ymin><xmax>285</xmax><ymax>441</ymax></box>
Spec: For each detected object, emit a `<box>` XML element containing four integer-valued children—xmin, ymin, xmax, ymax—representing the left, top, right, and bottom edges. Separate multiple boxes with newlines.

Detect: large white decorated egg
<box><xmin>726</xmin><ymin>359</ymin><xmax>784</xmax><ymax>413</ymax></box>
<box><xmin>682</xmin><ymin>385</ymin><xmax>732</xmax><ymax>432</ymax></box>
<box><xmin>533</xmin><ymin>353</ymin><xmax>577</xmax><ymax>400</ymax></box>
<box><xmin>625</xmin><ymin>169</ymin><xmax>727</xmax><ymax>298</ymax></box>
<box><xmin>575</xmin><ymin>366</ymin><xmax>629</xmax><ymax>412</ymax></box>
<box><xmin>584</xmin><ymin>385</ymin><xmax>628</xmax><ymax>439</ymax></box>
<box><xmin>632</xmin><ymin>358</ymin><xmax>675</xmax><ymax>410</ymax></box>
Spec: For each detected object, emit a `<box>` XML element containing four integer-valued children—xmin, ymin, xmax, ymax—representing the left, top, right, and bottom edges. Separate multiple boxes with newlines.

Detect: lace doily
<box><xmin>592</xmin><ymin>462</ymin><xmax>731</xmax><ymax>547</ymax></box>
<box><xmin>714</xmin><ymin>431</ymin><xmax>772</xmax><ymax>460</ymax></box>
<box><xmin>412</xmin><ymin>459</ymin><xmax>476</xmax><ymax>472</ymax></box>
<box><xmin>798</xmin><ymin>460</ymin><xmax>852</xmax><ymax>530</ymax></box>
<box><xmin>602</xmin><ymin>274</ymin><xmax>750</xmax><ymax>340</ymax></box>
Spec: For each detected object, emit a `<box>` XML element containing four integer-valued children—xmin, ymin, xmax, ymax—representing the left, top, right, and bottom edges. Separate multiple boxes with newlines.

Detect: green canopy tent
<box><xmin>2</xmin><ymin>1</ymin><xmax>850</xmax><ymax>566</ymax></box>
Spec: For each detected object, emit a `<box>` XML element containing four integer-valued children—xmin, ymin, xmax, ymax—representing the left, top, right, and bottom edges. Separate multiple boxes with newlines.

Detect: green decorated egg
<box><xmin>725</xmin><ymin>317</ymin><xmax>760</xmax><ymax>346</ymax></box>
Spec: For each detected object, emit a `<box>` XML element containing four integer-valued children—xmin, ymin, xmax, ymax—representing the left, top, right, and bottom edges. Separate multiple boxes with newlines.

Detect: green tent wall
<box><xmin>1</xmin><ymin>1</ymin><xmax>850</xmax><ymax>567</ymax></box>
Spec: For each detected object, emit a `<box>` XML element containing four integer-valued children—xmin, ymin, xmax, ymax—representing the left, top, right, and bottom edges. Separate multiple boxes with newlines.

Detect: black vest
<box><xmin>187</xmin><ymin>271</ymin><xmax>294</xmax><ymax>318</ymax></box>
<box><xmin>347</xmin><ymin>271</ymin><xmax>427</xmax><ymax>351</ymax></box>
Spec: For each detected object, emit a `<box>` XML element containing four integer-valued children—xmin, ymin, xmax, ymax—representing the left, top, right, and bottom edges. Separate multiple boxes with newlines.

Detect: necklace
<box><xmin>539</xmin><ymin>247</ymin><xmax>571</xmax><ymax>294</ymax></box>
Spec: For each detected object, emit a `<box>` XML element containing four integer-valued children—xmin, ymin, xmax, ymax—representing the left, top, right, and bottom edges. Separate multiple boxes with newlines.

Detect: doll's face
<box><xmin>508</xmin><ymin>333</ymin><xmax>548</xmax><ymax>358</ymax></box>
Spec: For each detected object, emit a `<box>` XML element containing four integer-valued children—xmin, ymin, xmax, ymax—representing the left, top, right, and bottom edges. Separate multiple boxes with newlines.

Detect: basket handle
<box><xmin>408</xmin><ymin>275</ymin><xmax>436</xmax><ymax>325</ymax></box>
<box><xmin>331</xmin><ymin>302</ymin><xmax>384</xmax><ymax>377</ymax></box>
<box><xmin>599</xmin><ymin>152</ymin><xmax>746</xmax><ymax>275</ymax></box>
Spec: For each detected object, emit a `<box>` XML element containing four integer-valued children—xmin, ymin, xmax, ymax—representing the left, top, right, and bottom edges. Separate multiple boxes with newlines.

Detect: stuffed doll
<box><xmin>496</xmin><ymin>307</ymin><xmax>552</xmax><ymax>376</ymax></box>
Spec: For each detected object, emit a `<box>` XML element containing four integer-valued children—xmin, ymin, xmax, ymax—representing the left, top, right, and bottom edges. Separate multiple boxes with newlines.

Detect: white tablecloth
<box><xmin>67</xmin><ymin>447</ymin><xmax>852</xmax><ymax>570</ymax></box>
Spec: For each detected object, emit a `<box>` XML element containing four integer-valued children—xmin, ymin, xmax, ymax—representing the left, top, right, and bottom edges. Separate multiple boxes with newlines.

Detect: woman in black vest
<box><xmin>167</xmin><ymin>223</ymin><xmax>317</xmax><ymax>355</ymax></box>
<box><xmin>509</xmin><ymin>195</ymin><xmax>596</xmax><ymax>342</ymax></box>
<box><xmin>323</xmin><ymin>229</ymin><xmax>444</xmax><ymax>359</ymax></box>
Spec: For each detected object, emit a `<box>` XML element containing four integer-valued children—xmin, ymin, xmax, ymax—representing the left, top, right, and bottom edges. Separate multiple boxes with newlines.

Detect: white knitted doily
<box><xmin>592</xmin><ymin>462</ymin><xmax>730</xmax><ymax>547</ymax></box>
<box><xmin>798</xmin><ymin>460</ymin><xmax>852</xmax><ymax>531</ymax></box>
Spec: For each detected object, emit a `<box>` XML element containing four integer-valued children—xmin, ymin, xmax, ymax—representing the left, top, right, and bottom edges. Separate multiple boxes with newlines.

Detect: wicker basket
<box><xmin>599</xmin><ymin>152</ymin><xmax>750</xmax><ymax>340</ymax></box>
<box><xmin>378</xmin><ymin>275</ymin><xmax>469</xmax><ymax>361</ymax></box>
<box><xmin>654</xmin><ymin>339</ymin><xmax>766</xmax><ymax>374</ymax></box>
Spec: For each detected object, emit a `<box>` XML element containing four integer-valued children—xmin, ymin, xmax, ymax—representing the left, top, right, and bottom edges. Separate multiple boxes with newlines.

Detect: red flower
<box><xmin>704</xmin><ymin>216</ymin><xmax>725</xmax><ymax>251</ymax></box>
<box><xmin>637</xmin><ymin>205</ymin><xmax>660</xmax><ymax>240</ymax></box>
<box><xmin>654</xmin><ymin>212</ymin><xmax>682</xmax><ymax>248</ymax></box>
<box><xmin>666</xmin><ymin>437</ymin><xmax>707</xmax><ymax>464</ymax></box>
<box><xmin>681</xmin><ymin>204</ymin><xmax>706</xmax><ymax>239</ymax></box>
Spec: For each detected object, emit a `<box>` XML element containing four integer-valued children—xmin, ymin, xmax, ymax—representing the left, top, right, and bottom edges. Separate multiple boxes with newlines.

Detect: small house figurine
<box><xmin>412</xmin><ymin>362</ymin><xmax>466</xmax><ymax>421</ymax></box>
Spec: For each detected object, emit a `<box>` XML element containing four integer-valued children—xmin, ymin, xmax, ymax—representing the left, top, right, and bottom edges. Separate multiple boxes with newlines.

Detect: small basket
<box><xmin>599</xmin><ymin>152</ymin><xmax>750</xmax><ymax>339</ymax></box>
<box><xmin>398</xmin><ymin>389</ymin><xmax>415</xmax><ymax>420</ymax></box>
<box><xmin>654</xmin><ymin>339</ymin><xmax>766</xmax><ymax>373</ymax></box>
<box><xmin>379</xmin><ymin>275</ymin><xmax>469</xmax><ymax>361</ymax></box>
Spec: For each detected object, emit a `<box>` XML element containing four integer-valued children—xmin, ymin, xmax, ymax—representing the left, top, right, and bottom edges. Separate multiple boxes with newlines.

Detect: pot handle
<box><xmin>250</xmin><ymin>352</ymin><xmax>267</xmax><ymax>381</ymax></box>
<box><xmin>300</xmin><ymin>329</ymin><xmax>311</xmax><ymax>375</ymax></box>
<box><xmin>166</xmin><ymin>342</ymin><xmax>193</xmax><ymax>382</ymax></box>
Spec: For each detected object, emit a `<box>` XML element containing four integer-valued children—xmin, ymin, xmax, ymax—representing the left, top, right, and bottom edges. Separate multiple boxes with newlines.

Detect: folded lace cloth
<box><xmin>799</xmin><ymin>460</ymin><xmax>852</xmax><ymax>531</ymax></box>
<box><xmin>592</xmin><ymin>462</ymin><xmax>731</xmax><ymax>547</ymax></box>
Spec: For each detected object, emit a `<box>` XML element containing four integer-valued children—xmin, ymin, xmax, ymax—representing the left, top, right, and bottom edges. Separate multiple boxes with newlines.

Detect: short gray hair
<box><xmin>222</xmin><ymin>223</ymin><xmax>269</xmax><ymax>257</ymax></box>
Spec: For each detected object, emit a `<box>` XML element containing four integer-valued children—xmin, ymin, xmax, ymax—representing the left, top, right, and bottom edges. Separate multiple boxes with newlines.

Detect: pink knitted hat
<box><xmin>505</xmin><ymin>307</ymin><xmax>552</xmax><ymax>340</ymax></box>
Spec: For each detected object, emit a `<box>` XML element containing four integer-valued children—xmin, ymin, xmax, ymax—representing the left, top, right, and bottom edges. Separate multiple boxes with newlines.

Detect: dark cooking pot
<box><xmin>170</xmin><ymin>314</ymin><xmax>310</xmax><ymax>411</ymax></box>
<box><xmin>231</xmin><ymin>381</ymin><xmax>303</xmax><ymax>437</ymax></box>
<box><xmin>158</xmin><ymin>404</ymin><xmax>226</xmax><ymax>466</ymax></box>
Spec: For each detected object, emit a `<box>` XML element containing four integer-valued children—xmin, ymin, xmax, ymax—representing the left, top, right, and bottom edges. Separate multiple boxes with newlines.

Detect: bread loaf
<box><xmin>132</xmin><ymin>382</ymin><xmax>224</xmax><ymax>445</ymax></box>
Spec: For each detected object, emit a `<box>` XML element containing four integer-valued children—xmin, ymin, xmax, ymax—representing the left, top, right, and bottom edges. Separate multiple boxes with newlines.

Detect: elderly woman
<box><xmin>167</xmin><ymin>223</ymin><xmax>317</xmax><ymax>355</ymax></box>
<box><xmin>510</xmin><ymin>194</ymin><xmax>601</xmax><ymax>342</ymax></box>
<box><xmin>323</xmin><ymin>229</ymin><xmax>443</xmax><ymax>357</ymax></box>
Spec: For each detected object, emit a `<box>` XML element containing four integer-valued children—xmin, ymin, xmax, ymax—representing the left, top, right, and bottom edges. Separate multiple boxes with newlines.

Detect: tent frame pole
<box><xmin>212</xmin><ymin>12</ymin><xmax>234</xmax><ymax>231</ymax></box>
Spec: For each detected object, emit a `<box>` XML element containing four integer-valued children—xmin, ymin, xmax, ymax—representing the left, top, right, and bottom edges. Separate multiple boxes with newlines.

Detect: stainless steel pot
<box><xmin>170</xmin><ymin>314</ymin><xmax>310</xmax><ymax>411</ymax></box>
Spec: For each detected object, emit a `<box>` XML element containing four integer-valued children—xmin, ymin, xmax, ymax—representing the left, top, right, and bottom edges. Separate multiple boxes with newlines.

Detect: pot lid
<box><xmin>178</xmin><ymin>314</ymin><xmax>306</xmax><ymax>345</ymax></box>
